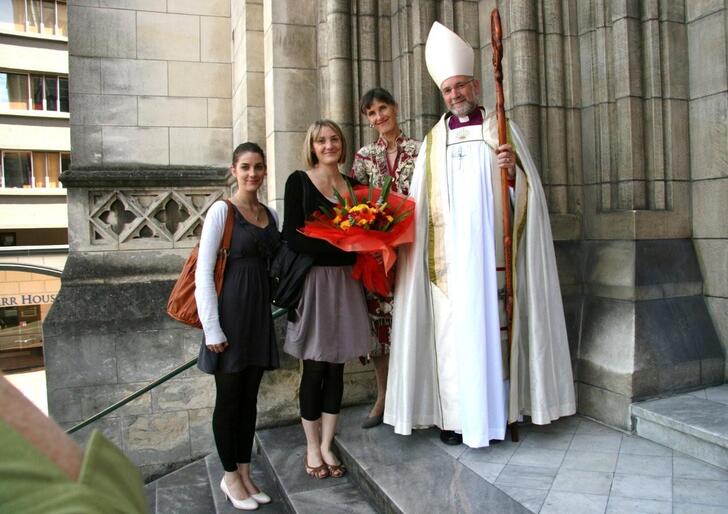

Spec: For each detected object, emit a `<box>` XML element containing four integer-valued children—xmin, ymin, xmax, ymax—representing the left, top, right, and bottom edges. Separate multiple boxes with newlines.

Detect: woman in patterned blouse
<box><xmin>350</xmin><ymin>88</ymin><xmax>420</xmax><ymax>429</ymax></box>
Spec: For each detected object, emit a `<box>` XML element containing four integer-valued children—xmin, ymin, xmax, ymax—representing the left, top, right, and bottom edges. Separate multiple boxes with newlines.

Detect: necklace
<box><xmin>310</xmin><ymin>168</ymin><xmax>345</xmax><ymax>198</ymax></box>
<box><xmin>238</xmin><ymin>201</ymin><xmax>261</xmax><ymax>222</ymax></box>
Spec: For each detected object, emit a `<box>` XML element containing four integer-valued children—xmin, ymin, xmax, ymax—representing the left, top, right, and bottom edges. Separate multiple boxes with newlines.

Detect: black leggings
<box><xmin>299</xmin><ymin>360</ymin><xmax>345</xmax><ymax>421</ymax></box>
<box><xmin>213</xmin><ymin>366</ymin><xmax>264</xmax><ymax>471</ymax></box>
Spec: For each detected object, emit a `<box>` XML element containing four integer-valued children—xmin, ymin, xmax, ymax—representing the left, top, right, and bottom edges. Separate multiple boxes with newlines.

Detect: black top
<box><xmin>282</xmin><ymin>170</ymin><xmax>358</xmax><ymax>266</ymax></box>
<box><xmin>197</xmin><ymin>204</ymin><xmax>280</xmax><ymax>374</ymax></box>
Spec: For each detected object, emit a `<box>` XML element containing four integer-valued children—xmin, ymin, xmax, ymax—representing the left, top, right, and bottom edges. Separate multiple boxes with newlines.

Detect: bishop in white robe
<box><xmin>384</xmin><ymin>22</ymin><xmax>576</xmax><ymax>448</ymax></box>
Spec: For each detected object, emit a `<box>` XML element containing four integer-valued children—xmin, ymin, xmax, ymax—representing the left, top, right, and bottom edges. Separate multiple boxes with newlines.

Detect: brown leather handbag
<box><xmin>166</xmin><ymin>200</ymin><xmax>234</xmax><ymax>328</ymax></box>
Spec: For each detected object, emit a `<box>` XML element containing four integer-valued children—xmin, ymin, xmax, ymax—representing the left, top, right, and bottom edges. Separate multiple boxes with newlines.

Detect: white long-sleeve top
<box><xmin>194</xmin><ymin>200</ymin><xmax>278</xmax><ymax>346</ymax></box>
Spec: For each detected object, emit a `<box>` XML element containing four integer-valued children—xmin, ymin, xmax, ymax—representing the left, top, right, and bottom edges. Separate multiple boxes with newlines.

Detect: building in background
<box><xmin>0</xmin><ymin>0</ymin><xmax>69</xmax><ymax>373</ymax></box>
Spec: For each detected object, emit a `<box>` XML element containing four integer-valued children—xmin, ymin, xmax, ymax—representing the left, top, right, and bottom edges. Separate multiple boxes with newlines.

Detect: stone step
<box><xmin>256</xmin><ymin>405</ymin><xmax>530</xmax><ymax>514</ymax></box>
<box><xmin>205</xmin><ymin>453</ymin><xmax>290</xmax><ymax>514</ymax></box>
<box><xmin>145</xmin><ymin>458</ymin><xmax>214</xmax><ymax>514</ymax></box>
<box><xmin>255</xmin><ymin>422</ymin><xmax>378</xmax><ymax>513</ymax></box>
<box><xmin>145</xmin><ymin>445</ymin><xmax>289</xmax><ymax>513</ymax></box>
<box><xmin>631</xmin><ymin>384</ymin><xmax>728</xmax><ymax>471</ymax></box>
<box><xmin>335</xmin><ymin>405</ymin><xmax>529</xmax><ymax>513</ymax></box>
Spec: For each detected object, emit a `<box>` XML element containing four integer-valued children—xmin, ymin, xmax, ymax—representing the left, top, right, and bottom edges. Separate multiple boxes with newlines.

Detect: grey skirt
<box><xmin>283</xmin><ymin>265</ymin><xmax>369</xmax><ymax>363</ymax></box>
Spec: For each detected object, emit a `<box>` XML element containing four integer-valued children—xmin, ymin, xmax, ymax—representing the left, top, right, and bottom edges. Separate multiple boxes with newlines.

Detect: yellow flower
<box><xmin>386</xmin><ymin>215</ymin><xmax>393</xmax><ymax>223</ymax></box>
<box><xmin>340</xmin><ymin>220</ymin><xmax>352</xmax><ymax>230</ymax></box>
<box><xmin>349</xmin><ymin>203</ymin><xmax>370</xmax><ymax>214</ymax></box>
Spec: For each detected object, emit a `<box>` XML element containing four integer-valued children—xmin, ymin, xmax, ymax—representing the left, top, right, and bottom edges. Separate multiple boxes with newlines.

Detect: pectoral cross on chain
<box><xmin>453</xmin><ymin>146</ymin><xmax>467</xmax><ymax>163</ymax></box>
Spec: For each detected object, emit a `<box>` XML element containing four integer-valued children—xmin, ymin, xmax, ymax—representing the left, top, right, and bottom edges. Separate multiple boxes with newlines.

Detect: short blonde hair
<box><xmin>302</xmin><ymin>119</ymin><xmax>347</xmax><ymax>168</ymax></box>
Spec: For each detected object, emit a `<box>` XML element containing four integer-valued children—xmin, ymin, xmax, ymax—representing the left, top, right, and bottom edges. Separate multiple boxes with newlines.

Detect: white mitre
<box><xmin>425</xmin><ymin>21</ymin><xmax>474</xmax><ymax>87</ymax></box>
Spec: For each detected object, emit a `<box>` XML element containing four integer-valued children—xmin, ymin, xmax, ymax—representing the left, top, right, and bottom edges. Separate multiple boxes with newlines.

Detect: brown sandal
<box><xmin>326</xmin><ymin>463</ymin><xmax>347</xmax><ymax>478</ymax></box>
<box><xmin>304</xmin><ymin>456</ymin><xmax>330</xmax><ymax>479</ymax></box>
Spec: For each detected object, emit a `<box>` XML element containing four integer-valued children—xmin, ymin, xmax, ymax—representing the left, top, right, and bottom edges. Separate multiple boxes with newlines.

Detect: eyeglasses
<box><xmin>440</xmin><ymin>79</ymin><xmax>474</xmax><ymax>96</ymax></box>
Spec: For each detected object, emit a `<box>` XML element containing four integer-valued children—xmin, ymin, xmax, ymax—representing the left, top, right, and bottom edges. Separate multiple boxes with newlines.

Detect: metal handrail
<box><xmin>66</xmin><ymin>307</ymin><xmax>287</xmax><ymax>434</ymax></box>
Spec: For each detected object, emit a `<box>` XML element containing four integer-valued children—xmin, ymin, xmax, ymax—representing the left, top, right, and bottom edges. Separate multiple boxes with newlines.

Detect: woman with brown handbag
<box><xmin>195</xmin><ymin>142</ymin><xmax>280</xmax><ymax>510</ymax></box>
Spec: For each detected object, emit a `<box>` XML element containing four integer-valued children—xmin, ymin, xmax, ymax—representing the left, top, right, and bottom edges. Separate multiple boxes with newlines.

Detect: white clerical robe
<box><xmin>384</xmin><ymin>109</ymin><xmax>576</xmax><ymax>448</ymax></box>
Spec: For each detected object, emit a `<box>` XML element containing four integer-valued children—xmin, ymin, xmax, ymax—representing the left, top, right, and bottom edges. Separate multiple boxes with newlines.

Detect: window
<box><xmin>26</xmin><ymin>0</ymin><xmax>39</xmax><ymax>32</ymax></box>
<box><xmin>56</xmin><ymin>0</ymin><xmax>65</xmax><ymax>36</ymax></box>
<box><xmin>0</xmin><ymin>0</ymin><xmax>24</xmax><ymax>31</ymax></box>
<box><xmin>44</xmin><ymin>76</ymin><xmax>56</xmax><ymax>110</ymax></box>
<box><xmin>0</xmin><ymin>0</ymin><xmax>67</xmax><ymax>36</ymax></box>
<box><xmin>0</xmin><ymin>233</ymin><xmax>16</xmax><ymax>246</ymax></box>
<box><xmin>0</xmin><ymin>303</ymin><xmax>46</xmax><ymax>372</ymax></box>
<box><xmin>2</xmin><ymin>151</ymin><xmax>31</xmax><ymax>187</ymax></box>
<box><xmin>1</xmin><ymin>150</ymin><xmax>67</xmax><ymax>188</ymax></box>
<box><xmin>58</xmin><ymin>76</ymin><xmax>67</xmax><ymax>111</ymax></box>
<box><xmin>0</xmin><ymin>72</ymin><xmax>29</xmax><ymax>110</ymax></box>
<box><xmin>0</xmin><ymin>72</ymin><xmax>68</xmax><ymax>112</ymax></box>
<box><xmin>31</xmin><ymin>74</ymin><xmax>42</xmax><ymax>110</ymax></box>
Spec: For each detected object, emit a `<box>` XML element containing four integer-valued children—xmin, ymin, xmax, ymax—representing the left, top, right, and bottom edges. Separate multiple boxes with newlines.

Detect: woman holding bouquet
<box><xmin>282</xmin><ymin>120</ymin><xmax>369</xmax><ymax>479</ymax></box>
<box><xmin>350</xmin><ymin>88</ymin><xmax>420</xmax><ymax>429</ymax></box>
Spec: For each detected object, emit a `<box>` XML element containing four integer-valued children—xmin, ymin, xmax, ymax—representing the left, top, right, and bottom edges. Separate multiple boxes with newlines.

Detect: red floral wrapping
<box><xmin>299</xmin><ymin>186</ymin><xmax>415</xmax><ymax>296</ymax></box>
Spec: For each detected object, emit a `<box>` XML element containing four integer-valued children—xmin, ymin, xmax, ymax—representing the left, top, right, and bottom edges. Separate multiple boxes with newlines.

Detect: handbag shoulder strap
<box><xmin>220</xmin><ymin>199</ymin><xmax>235</xmax><ymax>254</ymax></box>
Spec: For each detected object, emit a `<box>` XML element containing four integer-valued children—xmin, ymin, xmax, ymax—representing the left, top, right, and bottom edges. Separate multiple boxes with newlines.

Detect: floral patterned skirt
<box><xmin>366</xmin><ymin>290</ymin><xmax>393</xmax><ymax>357</ymax></box>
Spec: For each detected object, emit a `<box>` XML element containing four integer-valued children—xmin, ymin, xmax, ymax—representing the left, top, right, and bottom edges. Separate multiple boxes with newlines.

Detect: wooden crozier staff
<box><xmin>491</xmin><ymin>8</ymin><xmax>519</xmax><ymax>442</ymax></box>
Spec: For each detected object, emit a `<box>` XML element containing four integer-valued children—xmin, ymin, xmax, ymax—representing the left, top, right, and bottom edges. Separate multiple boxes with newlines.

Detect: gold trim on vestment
<box><xmin>425</xmin><ymin>127</ymin><xmax>449</xmax><ymax>296</ymax></box>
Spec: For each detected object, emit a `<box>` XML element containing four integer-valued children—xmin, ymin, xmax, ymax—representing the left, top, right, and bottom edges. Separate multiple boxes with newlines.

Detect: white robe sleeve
<box><xmin>194</xmin><ymin>200</ymin><xmax>228</xmax><ymax>345</ymax></box>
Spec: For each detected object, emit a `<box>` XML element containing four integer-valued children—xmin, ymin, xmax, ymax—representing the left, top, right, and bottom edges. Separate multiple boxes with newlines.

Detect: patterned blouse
<box><xmin>350</xmin><ymin>133</ymin><xmax>420</xmax><ymax>196</ymax></box>
<box><xmin>350</xmin><ymin>132</ymin><xmax>420</xmax><ymax>352</ymax></box>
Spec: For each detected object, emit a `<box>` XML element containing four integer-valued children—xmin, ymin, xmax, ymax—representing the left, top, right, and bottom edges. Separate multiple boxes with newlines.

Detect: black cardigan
<box><xmin>281</xmin><ymin>170</ymin><xmax>358</xmax><ymax>266</ymax></box>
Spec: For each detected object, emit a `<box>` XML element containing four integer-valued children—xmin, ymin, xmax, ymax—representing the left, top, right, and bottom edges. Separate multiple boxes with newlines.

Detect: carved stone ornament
<box><xmin>88</xmin><ymin>189</ymin><xmax>224</xmax><ymax>248</ymax></box>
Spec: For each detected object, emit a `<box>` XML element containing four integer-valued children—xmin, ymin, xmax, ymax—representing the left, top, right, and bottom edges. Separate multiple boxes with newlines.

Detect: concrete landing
<box><xmin>632</xmin><ymin>383</ymin><xmax>728</xmax><ymax>471</ymax></box>
<box><xmin>145</xmin><ymin>402</ymin><xmax>728</xmax><ymax>513</ymax></box>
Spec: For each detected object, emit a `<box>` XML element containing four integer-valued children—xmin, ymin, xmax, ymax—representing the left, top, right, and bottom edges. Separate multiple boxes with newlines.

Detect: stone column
<box><xmin>575</xmin><ymin>1</ymin><xmax>723</xmax><ymax>429</ymax></box>
<box><xmin>263</xmin><ymin>0</ymin><xmax>319</xmax><ymax>215</ymax></box>
<box><xmin>321</xmin><ymin>0</ymin><xmax>355</xmax><ymax>170</ymax></box>
<box><xmin>232</xmin><ymin>1</ymin><xmax>266</xmax><ymax>149</ymax></box>
<box><xmin>46</xmin><ymin>0</ymin><xmax>234</xmax><ymax>479</ymax></box>
<box><xmin>351</xmin><ymin>0</ymin><xmax>383</xmax><ymax>149</ymax></box>
<box><xmin>687</xmin><ymin>1</ymin><xmax>728</xmax><ymax>376</ymax></box>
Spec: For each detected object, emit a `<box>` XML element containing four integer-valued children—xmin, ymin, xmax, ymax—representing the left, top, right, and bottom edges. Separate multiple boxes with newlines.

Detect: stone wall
<box><xmin>48</xmin><ymin>0</ymin><xmax>728</xmax><ymax>478</ymax></box>
<box><xmin>687</xmin><ymin>1</ymin><xmax>728</xmax><ymax>377</ymax></box>
<box><xmin>323</xmin><ymin>0</ymin><xmax>724</xmax><ymax>429</ymax></box>
<box><xmin>67</xmin><ymin>0</ymin><xmax>233</xmax><ymax>168</ymax></box>
<box><xmin>47</xmin><ymin>0</ymin><xmax>377</xmax><ymax>480</ymax></box>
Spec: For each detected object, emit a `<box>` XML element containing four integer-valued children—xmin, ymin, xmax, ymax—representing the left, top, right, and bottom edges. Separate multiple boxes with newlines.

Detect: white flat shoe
<box><xmin>251</xmin><ymin>491</ymin><xmax>271</xmax><ymax>504</ymax></box>
<box><xmin>220</xmin><ymin>478</ymin><xmax>259</xmax><ymax>511</ymax></box>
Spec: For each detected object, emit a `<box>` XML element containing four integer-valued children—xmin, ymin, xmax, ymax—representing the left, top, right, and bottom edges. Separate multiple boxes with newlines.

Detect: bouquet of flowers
<box><xmin>299</xmin><ymin>176</ymin><xmax>415</xmax><ymax>296</ymax></box>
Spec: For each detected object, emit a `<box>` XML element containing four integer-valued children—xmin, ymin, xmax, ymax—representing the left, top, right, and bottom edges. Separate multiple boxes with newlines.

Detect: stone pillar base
<box><xmin>576</xmin><ymin>240</ymin><xmax>724</xmax><ymax>430</ymax></box>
